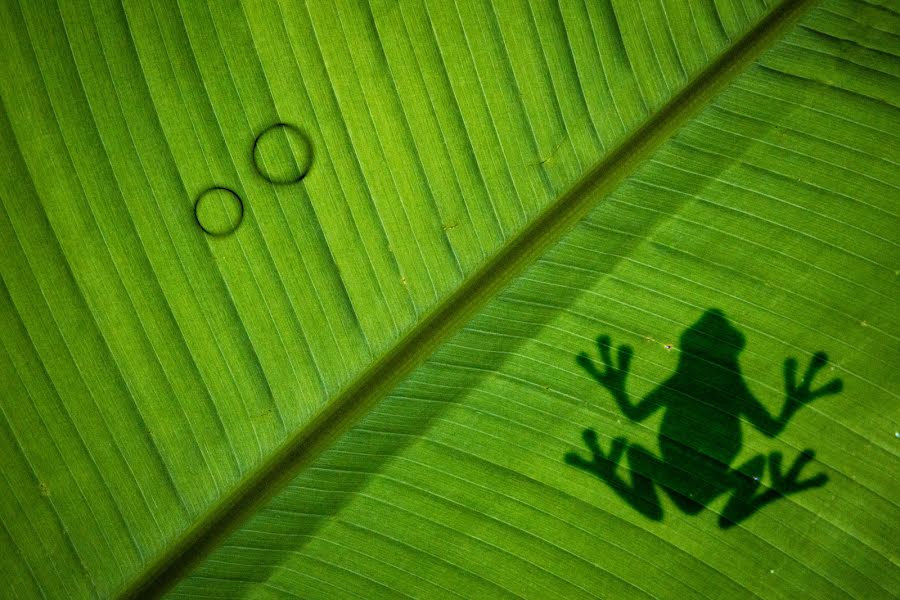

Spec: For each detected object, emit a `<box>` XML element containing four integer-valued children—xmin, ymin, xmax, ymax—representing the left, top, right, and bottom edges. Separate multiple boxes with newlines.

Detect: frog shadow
<box><xmin>565</xmin><ymin>309</ymin><xmax>843</xmax><ymax>529</ymax></box>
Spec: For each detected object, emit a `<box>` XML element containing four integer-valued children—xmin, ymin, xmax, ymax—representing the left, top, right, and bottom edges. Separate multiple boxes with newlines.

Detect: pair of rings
<box><xmin>194</xmin><ymin>122</ymin><xmax>312</xmax><ymax>237</ymax></box>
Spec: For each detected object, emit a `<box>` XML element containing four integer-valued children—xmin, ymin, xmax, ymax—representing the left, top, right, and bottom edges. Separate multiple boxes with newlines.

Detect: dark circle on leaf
<box><xmin>194</xmin><ymin>186</ymin><xmax>244</xmax><ymax>237</ymax></box>
<box><xmin>252</xmin><ymin>122</ymin><xmax>313</xmax><ymax>185</ymax></box>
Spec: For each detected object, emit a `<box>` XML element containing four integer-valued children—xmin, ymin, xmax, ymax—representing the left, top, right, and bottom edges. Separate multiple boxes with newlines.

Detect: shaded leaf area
<box><xmin>0</xmin><ymin>0</ymin><xmax>781</xmax><ymax>595</ymax></box>
<box><xmin>173</xmin><ymin>2</ymin><xmax>900</xmax><ymax>598</ymax></box>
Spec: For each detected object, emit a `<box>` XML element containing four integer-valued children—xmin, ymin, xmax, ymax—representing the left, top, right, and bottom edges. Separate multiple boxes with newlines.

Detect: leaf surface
<box><xmin>0</xmin><ymin>0</ymin><xmax>897</xmax><ymax>598</ymax></box>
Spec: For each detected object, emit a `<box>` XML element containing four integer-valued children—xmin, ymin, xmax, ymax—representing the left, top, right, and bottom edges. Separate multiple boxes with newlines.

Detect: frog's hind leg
<box><xmin>620</xmin><ymin>444</ymin><xmax>665</xmax><ymax>521</ymax></box>
<box><xmin>566</xmin><ymin>431</ymin><xmax>663</xmax><ymax>520</ymax></box>
<box><xmin>719</xmin><ymin>450</ymin><xmax>827</xmax><ymax>528</ymax></box>
<box><xmin>718</xmin><ymin>454</ymin><xmax>766</xmax><ymax>528</ymax></box>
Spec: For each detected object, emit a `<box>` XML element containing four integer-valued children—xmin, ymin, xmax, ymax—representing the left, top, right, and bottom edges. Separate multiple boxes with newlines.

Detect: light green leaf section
<box><xmin>171</xmin><ymin>1</ymin><xmax>900</xmax><ymax>598</ymax></box>
<box><xmin>0</xmin><ymin>0</ymin><xmax>784</xmax><ymax>597</ymax></box>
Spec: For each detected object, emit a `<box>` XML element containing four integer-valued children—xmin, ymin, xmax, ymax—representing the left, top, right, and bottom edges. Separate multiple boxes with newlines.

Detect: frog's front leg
<box><xmin>577</xmin><ymin>336</ymin><xmax>632</xmax><ymax>404</ymax></box>
<box><xmin>566</xmin><ymin>429</ymin><xmax>664</xmax><ymax>520</ymax></box>
<box><xmin>785</xmin><ymin>352</ymin><xmax>844</xmax><ymax>409</ymax></box>
<box><xmin>719</xmin><ymin>450</ymin><xmax>827</xmax><ymax>528</ymax></box>
<box><xmin>744</xmin><ymin>352</ymin><xmax>843</xmax><ymax>437</ymax></box>
<box><xmin>577</xmin><ymin>336</ymin><xmax>662</xmax><ymax>421</ymax></box>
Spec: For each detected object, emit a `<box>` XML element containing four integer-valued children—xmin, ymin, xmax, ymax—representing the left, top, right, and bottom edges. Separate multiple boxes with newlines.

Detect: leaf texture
<box><xmin>171</xmin><ymin>1</ymin><xmax>900</xmax><ymax>598</ymax></box>
<box><xmin>0</xmin><ymin>0</ymin><xmax>897</xmax><ymax>598</ymax></box>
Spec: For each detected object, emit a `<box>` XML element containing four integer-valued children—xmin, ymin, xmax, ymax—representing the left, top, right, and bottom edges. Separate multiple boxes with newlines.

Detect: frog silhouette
<box><xmin>565</xmin><ymin>308</ymin><xmax>843</xmax><ymax>528</ymax></box>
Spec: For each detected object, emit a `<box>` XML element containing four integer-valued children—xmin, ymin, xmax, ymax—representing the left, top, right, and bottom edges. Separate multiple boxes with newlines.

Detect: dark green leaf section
<box><xmin>0</xmin><ymin>0</ymin><xmax>778</xmax><ymax>597</ymax></box>
<box><xmin>172</xmin><ymin>1</ymin><xmax>900</xmax><ymax>598</ymax></box>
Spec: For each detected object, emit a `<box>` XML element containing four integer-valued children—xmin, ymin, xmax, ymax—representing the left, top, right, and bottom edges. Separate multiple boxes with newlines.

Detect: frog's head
<box><xmin>679</xmin><ymin>309</ymin><xmax>745</xmax><ymax>363</ymax></box>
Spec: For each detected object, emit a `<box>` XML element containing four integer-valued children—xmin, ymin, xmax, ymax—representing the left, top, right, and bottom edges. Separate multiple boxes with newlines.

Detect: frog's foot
<box><xmin>565</xmin><ymin>429</ymin><xmax>626</xmax><ymax>480</ymax></box>
<box><xmin>577</xmin><ymin>336</ymin><xmax>633</xmax><ymax>401</ymax></box>
<box><xmin>786</xmin><ymin>352</ymin><xmax>843</xmax><ymax>406</ymax></box>
<box><xmin>719</xmin><ymin>450</ymin><xmax>827</xmax><ymax>528</ymax></box>
<box><xmin>769</xmin><ymin>449</ymin><xmax>828</xmax><ymax>495</ymax></box>
<box><xmin>568</xmin><ymin>436</ymin><xmax>664</xmax><ymax>521</ymax></box>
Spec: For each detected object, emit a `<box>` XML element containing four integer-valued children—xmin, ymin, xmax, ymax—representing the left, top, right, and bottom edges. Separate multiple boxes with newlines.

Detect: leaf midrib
<box><xmin>122</xmin><ymin>0</ymin><xmax>817</xmax><ymax>596</ymax></box>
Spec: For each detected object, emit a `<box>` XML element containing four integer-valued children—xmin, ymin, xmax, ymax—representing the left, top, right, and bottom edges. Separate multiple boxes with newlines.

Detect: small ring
<box><xmin>251</xmin><ymin>122</ymin><xmax>312</xmax><ymax>185</ymax></box>
<box><xmin>193</xmin><ymin>186</ymin><xmax>244</xmax><ymax>237</ymax></box>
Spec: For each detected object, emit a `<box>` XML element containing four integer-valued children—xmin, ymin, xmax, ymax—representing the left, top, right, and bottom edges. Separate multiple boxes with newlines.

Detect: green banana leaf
<box><xmin>1</xmin><ymin>0</ymin><xmax>897</xmax><ymax>598</ymax></box>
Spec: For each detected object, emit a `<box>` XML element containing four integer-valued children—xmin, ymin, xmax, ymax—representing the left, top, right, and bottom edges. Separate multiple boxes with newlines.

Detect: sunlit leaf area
<box><xmin>1</xmin><ymin>0</ymin><xmax>897</xmax><ymax>598</ymax></box>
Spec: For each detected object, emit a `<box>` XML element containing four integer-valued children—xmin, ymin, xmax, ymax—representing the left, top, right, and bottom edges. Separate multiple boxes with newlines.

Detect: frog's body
<box><xmin>566</xmin><ymin>309</ymin><xmax>842</xmax><ymax>528</ymax></box>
